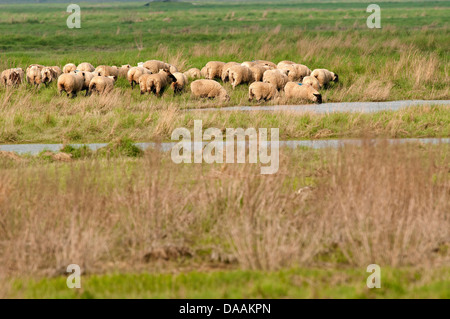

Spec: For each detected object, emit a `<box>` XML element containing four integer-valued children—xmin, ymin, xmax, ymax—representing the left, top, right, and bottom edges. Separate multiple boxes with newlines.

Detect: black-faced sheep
<box><xmin>262</xmin><ymin>69</ymin><xmax>289</xmax><ymax>91</ymax></box>
<box><xmin>248</xmin><ymin>82</ymin><xmax>278</xmax><ymax>102</ymax></box>
<box><xmin>204</xmin><ymin>61</ymin><xmax>225</xmax><ymax>80</ymax></box>
<box><xmin>127</xmin><ymin>67</ymin><xmax>152</xmax><ymax>89</ymax></box>
<box><xmin>184</xmin><ymin>68</ymin><xmax>201</xmax><ymax>79</ymax></box>
<box><xmin>229</xmin><ymin>65</ymin><xmax>254</xmax><ymax>89</ymax></box>
<box><xmin>63</xmin><ymin>63</ymin><xmax>77</xmax><ymax>74</ymax></box>
<box><xmin>190</xmin><ymin>79</ymin><xmax>230</xmax><ymax>101</ymax></box>
<box><xmin>57</xmin><ymin>73</ymin><xmax>85</xmax><ymax>98</ymax></box>
<box><xmin>145</xmin><ymin>69</ymin><xmax>177</xmax><ymax>97</ymax></box>
<box><xmin>171</xmin><ymin>72</ymin><xmax>188</xmax><ymax>95</ymax></box>
<box><xmin>88</xmin><ymin>75</ymin><xmax>116</xmax><ymax>95</ymax></box>
<box><xmin>284</xmin><ymin>82</ymin><xmax>322</xmax><ymax>104</ymax></box>
<box><xmin>77</xmin><ymin>62</ymin><xmax>95</xmax><ymax>72</ymax></box>
<box><xmin>220</xmin><ymin>62</ymin><xmax>240</xmax><ymax>82</ymax></box>
<box><xmin>311</xmin><ymin>69</ymin><xmax>339</xmax><ymax>87</ymax></box>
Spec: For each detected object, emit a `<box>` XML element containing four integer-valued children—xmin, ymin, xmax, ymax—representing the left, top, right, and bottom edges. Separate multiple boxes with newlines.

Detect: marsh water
<box><xmin>191</xmin><ymin>100</ymin><xmax>450</xmax><ymax>113</ymax></box>
<box><xmin>1</xmin><ymin>138</ymin><xmax>449</xmax><ymax>155</ymax></box>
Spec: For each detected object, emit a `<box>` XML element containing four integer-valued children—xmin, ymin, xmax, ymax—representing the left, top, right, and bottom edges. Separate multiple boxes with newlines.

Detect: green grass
<box><xmin>7</xmin><ymin>267</ymin><xmax>450</xmax><ymax>298</ymax></box>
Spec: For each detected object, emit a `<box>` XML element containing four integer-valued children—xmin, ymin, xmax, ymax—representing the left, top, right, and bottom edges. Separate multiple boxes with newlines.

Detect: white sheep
<box><xmin>127</xmin><ymin>67</ymin><xmax>152</xmax><ymax>89</ymax></box>
<box><xmin>183</xmin><ymin>68</ymin><xmax>201</xmax><ymax>79</ymax></box>
<box><xmin>284</xmin><ymin>82</ymin><xmax>322</xmax><ymax>104</ymax></box>
<box><xmin>190</xmin><ymin>79</ymin><xmax>230</xmax><ymax>101</ymax></box>
<box><xmin>1</xmin><ymin>68</ymin><xmax>23</xmax><ymax>87</ymax></box>
<box><xmin>204</xmin><ymin>61</ymin><xmax>225</xmax><ymax>80</ymax></box>
<box><xmin>95</xmin><ymin>65</ymin><xmax>119</xmax><ymax>80</ymax></box>
<box><xmin>26</xmin><ymin>65</ymin><xmax>42</xmax><ymax>87</ymax></box>
<box><xmin>221</xmin><ymin>62</ymin><xmax>240</xmax><ymax>82</ymax></box>
<box><xmin>229</xmin><ymin>65</ymin><xmax>254</xmax><ymax>89</ymax></box>
<box><xmin>262</xmin><ymin>69</ymin><xmax>289</xmax><ymax>91</ymax></box>
<box><xmin>77</xmin><ymin>62</ymin><xmax>95</xmax><ymax>72</ymax></box>
<box><xmin>302</xmin><ymin>75</ymin><xmax>321</xmax><ymax>91</ymax></box>
<box><xmin>311</xmin><ymin>69</ymin><xmax>339</xmax><ymax>87</ymax></box>
<box><xmin>248</xmin><ymin>82</ymin><xmax>278</xmax><ymax>102</ymax></box>
<box><xmin>57</xmin><ymin>73</ymin><xmax>85</xmax><ymax>98</ymax></box>
<box><xmin>145</xmin><ymin>69</ymin><xmax>177</xmax><ymax>97</ymax></box>
<box><xmin>88</xmin><ymin>75</ymin><xmax>116</xmax><ymax>95</ymax></box>
<box><xmin>63</xmin><ymin>63</ymin><xmax>77</xmax><ymax>74</ymax></box>
<box><xmin>143</xmin><ymin>60</ymin><xmax>168</xmax><ymax>74</ymax></box>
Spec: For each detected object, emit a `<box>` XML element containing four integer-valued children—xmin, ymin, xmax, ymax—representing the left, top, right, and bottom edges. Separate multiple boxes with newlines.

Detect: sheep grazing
<box><xmin>249</xmin><ymin>64</ymin><xmax>267</xmax><ymax>82</ymax></box>
<box><xmin>278</xmin><ymin>62</ymin><xmax>311</xmax><ymax>82</ymax></box>
<box><xmin>241</xmin><ymin>61</ymin><xmax>258</xmax><ymax>68</ymax></box>
<box><xmin>127</xmin><ymin>67</ymin><xmax>152</xmax><ymax>89</ymax></box>
<box><xmin>254</xmin><ymin>60</ymin><xmax>277</xmax><ymax>69</ymax></box>
<box><xmin>168</xmin><ymin>64</ymin><xmax>178</xmax><ymax>74</ymax></box>
<box><xmin>145</xmin><ymin>69</ymin><xmax>177</xmax><ymax>97</ymax></box>
<box><xmin>1</xmin><ymin>68</ymin><xmax>23</xmax><ymax>87</ymax></box>
<box><xmin>248</xmin><ymin>82</ymin><xmax>278</xmax><ymax>102</ymax></box>
<box><xmin>302</xmin><ymin>75</ymin><xmax>321</xmax><ymax>91</ymax></box>
<box><xmin>190</xmin><ymin>79</ymin><xmax>230</xmax><ymax>101</ymax></box>
<box><xmin>183</xmin><ymin>68</ymin><xmax>201</xmax><ymax>79</ymax></box>
<box><xmin>77</xmin><ymin>62</ymin><xmax>95</xmax><ymax>72</ymax></box>
<box><xmin>143</xmin><ymin>60</ymin><xmax>168</xmax><ymax>74</ymax></box>
<box><xmin>88</xmin><ymin>75</ymin><xmax>116</xmax><ymax>95</ymax></box>
<box><xmin>311</xmin><ymin>69</ymin><xmax>338</xmax><ymax>87</ymax></box>
<box><xmin>284</xmin><ymin>82</ymin><xmax>322</xmax><ymax>104</ymax></box>
<box><xmin>74</xmin><ymin>70</ymin><xmax>95</xmax><ymax>95</ymax></box>
<box><xmin>26</xmin><ymin>65</ymin><xmax>42</xmax><ymax>87</ymax></box>
<box><xmin>220</xmin><ymin>62</ymin><xmax>240</xmax><ymax>82</ymax></box>
<box><xmin>57</xmin><ymin>73</ymin><xmax>85</xmax><ymax>98</ymax></box>
<box><xmin>95</xmin><ymin>65</ymin><xmax>119</xmax><ymax>80</ymax></box>
<box><xmin>229</xmin><ymin>65</ymin><xmax>254</xmax><ymax>89</ymax></box>
<box><xmin>138</xmin><ymin>73</ymin><xmax>153</xmax><ymax>95</ymax></box>
<box><xmin>204</xmin><ymin>61</ymin><xmax>225</xmax><ymax>80</ymax></box>
<box><xmin>63</xmin><ymin>63</ymin><xmax>77</xmax><ymax>74</ymax></box>
<box><xmin>200</xmin><ymin>66</ymin><xmax>208</xmax><ymax>78</ymax></box>
<box><xmin>171</xmin><ymin>72</ymin><xmax>188</xmax><ymax>95</ymax></box>
<box><xmin>262</xmin><ymin>69</ymin><xmax>289</xmax><ymax>91</ymax></box>
<box><xmin>41</xmin><ymin>66</ymin><xmax>60</xmax><ymax>86</ymax></box>
<box><xmin>118</xmin><ymin>64</ymin><xmax>132</xmax><ymax>78</ymax></box>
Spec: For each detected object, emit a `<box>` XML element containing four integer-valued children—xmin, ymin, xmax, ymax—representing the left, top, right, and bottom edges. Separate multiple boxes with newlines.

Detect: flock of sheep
<box><xmin>1</xmin><ymin>59</ymin><xmax>339</xmax><ymax>104</ymax></box>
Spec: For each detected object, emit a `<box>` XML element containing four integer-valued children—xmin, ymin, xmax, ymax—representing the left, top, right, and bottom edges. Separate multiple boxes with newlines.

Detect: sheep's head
<box><xmin>163</xmin><ymin>69</ymin><xmax>177</xmax><ymax>83</ymax></box>
<box><xmin>332</xmin><ymin>73</ymin><xmax>339</xmax><ymax>82</ymax></box>
<box><xmin>107</xmin><ymin>76</ymin><xmax>117</xmax><ymax>82</ymax></box>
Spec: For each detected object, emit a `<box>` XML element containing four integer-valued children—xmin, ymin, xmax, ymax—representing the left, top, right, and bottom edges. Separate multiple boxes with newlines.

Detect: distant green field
<box><xmin>6</xmin><ymin>267</ymin><xmax>450</xmax><ymax>299</ymax></box>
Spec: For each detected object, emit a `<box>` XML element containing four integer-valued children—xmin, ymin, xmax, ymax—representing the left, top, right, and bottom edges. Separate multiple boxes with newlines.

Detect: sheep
<box><xmin>229</xmin><ymin>65</ymin><xmax>254</xmax><ymax>89</ymax></box>
<box><xmin>262</xmin><ymin>69</ymin><xmax>289</xmax><ymax>91</ymax></box>
<box><xmin>138</xmin><ymin>73</ymin><xmax>153</xmax><ymax>95</ymax></box>
<box><xmin>302</xmin><ymin>75</ymin><xmax>321</xmax><ymax>91</ymax></box>
<box><xmin>77</xmin><ymin>62</ymin><xmax>95</xmax><ymax>72</ymax></box>
<box><xmin>95</xmin><ymin>65</ymin><xmax>119</xmax><ymax>80</ymax></box>
<box><xmin>168</xmin><ymin>64</ymin><xmax>178</xmax><ymax>74</ymax></box>
<box><xmin>190</xmin><ymin>79</ymin><xmax>230</xmax><ymax>101</ymax></box>
<box><xmin>1</xmin><ymin>68</ymin><xmax>23</xmax><ymax>87</ymax></box>
<box><xmin>249</xmin><ymin>64</ymin><xmax>267</xmax><ymax>82</ymax></box>
<box><xmin>204</xmin><ymin>61</ymin><xmax>225</xmax><ymax>80</ymax></box>
<box><xmin>183</xmin><ymin>68</ymin><xmax>201</xmax><ymax>79</ymax></box>
<box><xmin>74</xmin><ymin>70</ymin><xmax>95</xmax><ymax>95</ymax></box>
<box><xmin>220</xmin><ymin>62</ymin><xmax>240</xmax><ymax>82</ymax></box>
<box><xmin>118</xmin><ymin>64</ymin><xmax>132</xmax><ymax>78</ymax></box>
<box><xmin>50</xmin><ymin>66</ymin><xmax>62</xmax><ymax>77</ymax></box>
<box><xmin>248</xmin><ymin>81</ymin><xmax>278</xmax><ymax>102</ymax></box>
<box><xmin>254</xmin><ymin>60</ymin><xmax>277</xmax><ymax>69</ymax></box>
<box><xmin>200</xmin><ymin>66</ymin><xmax>208</xmax><ymax>78</ymax></box>
<box><xmin>63</xmin><ymin>63</ymin><xmax>77</xmax><ymax>74</ymax></box>
<box><xmin>88</xmin><ymin>75</ymin><xmax>116</xmax><ymax>95</ymax></box>
<box><xmin>26</xmin><ymin>65</ymin><xmax>42</xmax><ymax>86</ymax></box>
<box><xmin>284</xmin><ymin>82</ymin><xmax>322</xmax><ymax>104</ymax></box>
<box><xmin>171</xmin><ymin>72</ymin><xmax>188</xmax><ymax>95</ymax></box>
<box><xmin>278</xmin><ymin>63</ymin><xmax>311</xmax><ymax>82</ymax></box>
<box><xmin>145</xmin><ymin>69</ymin><xmax>177</xmax><ymax>97</ymax></box>
<box><xmin>57</xmin><ymin>73</ymin><xmax>85</xmax><ymax>98</ymax></box>
<box><xmin>311</xmin><ymin>69</ymin><xmax>339</xmax><ymax>87</ymax></box>
<box><xmin>241</xmin><ymin>61</ymin><xmax>258</xmax><ymax>68</ymax></box>
<box><xmin>127</xmin><ymin>67</ymin><xmax>152</xmax><ymax>89</ymax></box>
<box><xmin>40</xmin><ymin>67</ymin><xmax>60</xmax><ymax>86</ymax></box>
<box><xmin>143</xmin><ymin>60</ymin><xmax>168</xmax><ymax>74</ymax></box>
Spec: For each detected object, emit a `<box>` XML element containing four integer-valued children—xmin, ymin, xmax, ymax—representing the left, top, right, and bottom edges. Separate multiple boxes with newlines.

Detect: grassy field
<box><xmin>1</xmin><ymin>1</ymin><xmax>449</xmax><ymax>299</ymax></box>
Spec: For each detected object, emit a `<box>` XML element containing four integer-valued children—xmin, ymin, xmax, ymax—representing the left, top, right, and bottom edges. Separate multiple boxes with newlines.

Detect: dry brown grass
<box><xmin>0</xmin><ymin>143</ymin><xmax>448</xmax><ymax>277</ymax></box>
